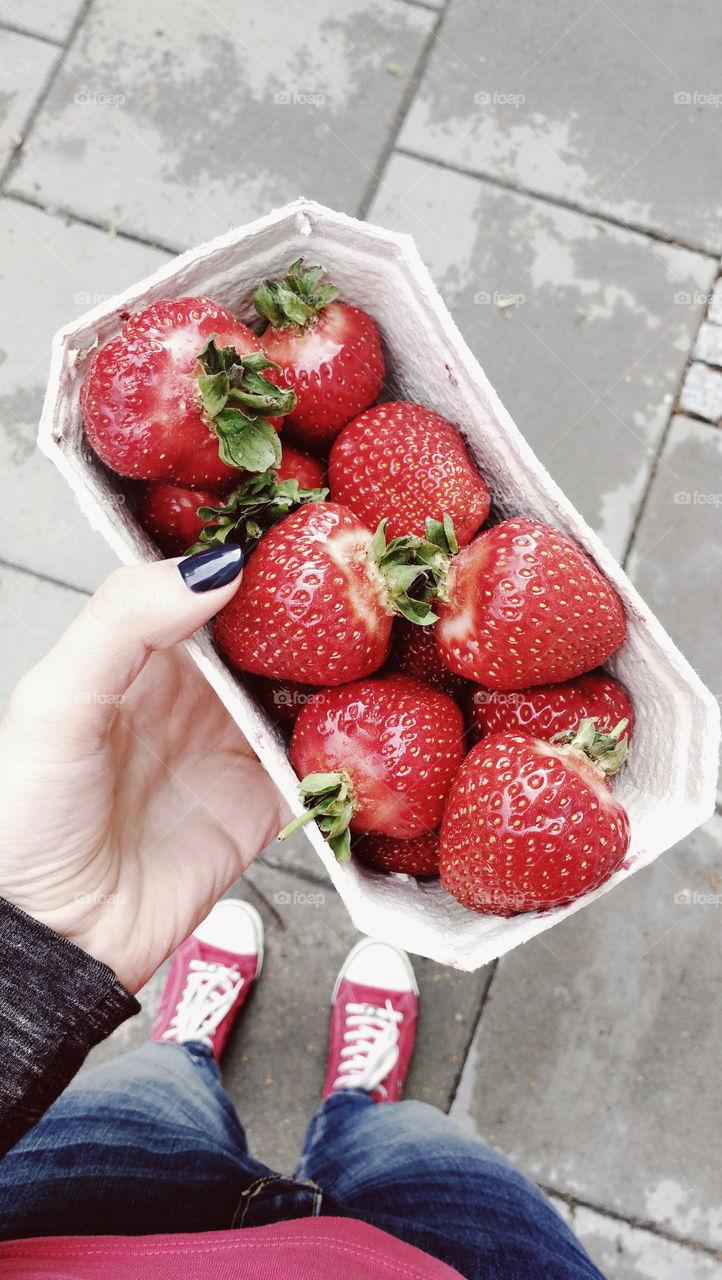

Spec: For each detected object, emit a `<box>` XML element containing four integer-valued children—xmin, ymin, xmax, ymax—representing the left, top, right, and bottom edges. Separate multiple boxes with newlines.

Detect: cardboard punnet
<box><xmin>38</xmin><ymin>198</ymin><xmax>720</xmax><ymax>971</ymax></box>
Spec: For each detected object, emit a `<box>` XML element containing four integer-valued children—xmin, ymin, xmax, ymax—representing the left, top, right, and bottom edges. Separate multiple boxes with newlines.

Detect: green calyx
<box><xmin>369</xmin><ymin>514</ymin><xmax>459</xmax><ymax>625</ymax></box>
<box><xmin>551</xmin><ymin>716</ymin><xmax>630</xmax><ymax>778</ymax></box>
<box><xmin>186</xmin><ymin>470</ymin><xmax>329</xmax><ymax>554</ymax></box>
<box><xmin>196</xmin><ymin>337</ymin><xmax>297</xmax><ymax>472</ymax></box>
<box><xmin>276</xmin><ymin>771</ymin><xmax>357</xmax><ymax>862</ymax></box>
<box><xmin>253</xmin><ymin>258</ymin><xmax>340</xmax><ymax>333</ymax></box>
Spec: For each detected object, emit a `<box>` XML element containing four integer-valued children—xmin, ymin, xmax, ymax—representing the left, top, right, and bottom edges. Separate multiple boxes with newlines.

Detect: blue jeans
<box><xmin>0</xmin><ymin>1042</ymin><xmax>603</xmax><ymax>1279</ymax></box>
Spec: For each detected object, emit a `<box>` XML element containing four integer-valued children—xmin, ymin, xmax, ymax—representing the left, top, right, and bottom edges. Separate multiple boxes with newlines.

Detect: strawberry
<box><xmin>468</xmin><ymin>671</ymin><xmax>634</xmax><ymax>744</ymax></box>
<box><xmin>434</xmin><ymin>518</ymin><xmax>626</xmax><ymax>689</ymax></box>
<box><xmin>247</xmin><ymin>675</ymin><xmax>319</xmax><ymax>727</ymax></box>
<box><xmin>275</xmin><ymin>443</ymin><xmax>325</xmax><ymax>491</ymax></box>
<box><xmin>280</xmin><ymin>675</ymin><xmax>464</xmax><ymax>858</ymax></box>
<box><xmin>386</xmin><ymin>617</ymin><xmax>468</xmax><ymax>701</ymax></box>
<box><xmin>329</xmin><ymin>402</ymin><xmax>490</xmax><ymax>544</ymax></box>
<box><xmin>213</xmin><ymin>504</ymin><xmax>450</xmax><ymax>686</ymax></box>
<box><xmin>354</xmin><ymin>829</ymin><xmax>441</xmax><ymax>877</ymax></box>
<box><xmin>254</xmin><ymin>259</ymin><xmax>384</xmax><ymax>450</ymax></box>
<box><xmin>81</xmin><ymin>297</ymin><xmax>296</xmax><ymax>488</ymax></box>
<box><xmin>138</xmin><ymin>482</ymin><xmax>220</xmax><ymax>557</ymax></box>
<box><xmin>440</xmin><ymin>719</ymin><xmax>631</xmax><ymax>916</ymax></box>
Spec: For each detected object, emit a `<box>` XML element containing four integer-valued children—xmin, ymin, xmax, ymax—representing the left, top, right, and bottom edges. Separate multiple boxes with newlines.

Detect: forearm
<box><xmin>0</xmin><ymin>899</ymin><xmax>139</xmax><ymax>1157</ymax></box>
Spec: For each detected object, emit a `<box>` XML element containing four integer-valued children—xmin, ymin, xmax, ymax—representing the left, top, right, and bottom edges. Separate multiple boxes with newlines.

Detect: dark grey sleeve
<box><xmin>0</xmin><ymin>899</ymin><xmax>140</xmax><ymax>1157</ymax></box>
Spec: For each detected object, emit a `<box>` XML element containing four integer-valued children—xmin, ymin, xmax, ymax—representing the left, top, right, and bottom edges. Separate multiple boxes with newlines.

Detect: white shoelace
<box><xmin>163</xmin><ymin>959</ymin><xmax>244</xmax><ymax>1045</ymax></box>
<box><xmin>333</xmin><ymin>1000</ymin><xmax>403</xmax><ymax>1097</ymax></box>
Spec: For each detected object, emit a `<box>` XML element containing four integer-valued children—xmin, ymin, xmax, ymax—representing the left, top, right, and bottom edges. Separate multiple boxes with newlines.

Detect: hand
<box><xmin>0</xmin><ymin>555</ymin><xmax>287</xmax><ymax>993</ymax></box>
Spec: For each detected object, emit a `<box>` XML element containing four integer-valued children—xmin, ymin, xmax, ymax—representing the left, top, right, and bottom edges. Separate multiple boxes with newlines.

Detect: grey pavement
<box><xmin>1</xmin><ymin>3</ymin><xmax>721</xmax><ymax>1277</ymax></box>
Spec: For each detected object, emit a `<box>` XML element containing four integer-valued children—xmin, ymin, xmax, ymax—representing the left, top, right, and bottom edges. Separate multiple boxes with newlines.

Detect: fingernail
<box><xmin>178</xmin><ymin>543</ymin><xmax>244</xmax><ymax>593</ymax></box>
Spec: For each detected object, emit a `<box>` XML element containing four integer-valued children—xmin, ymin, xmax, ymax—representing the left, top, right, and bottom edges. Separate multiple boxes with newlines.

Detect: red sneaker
<box><xmin>322</xmin><ymin>938</ymin><xmax>419</xmax><ymax>1103</ymax></box>
<box><xmin>150</xmin><ymin>899</ymin><xmax>263</xmax><ymax>1060</ymax></box>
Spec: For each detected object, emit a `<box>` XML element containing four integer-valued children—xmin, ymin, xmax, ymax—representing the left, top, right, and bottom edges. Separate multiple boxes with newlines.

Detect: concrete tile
<box><xmin>450</xmin><ymin>816</ymin><xmax>722</xmax><ymax>1251</ymax></box>
<box><xmin>0</xmin><ymin>197</ymin><xmax>168</xmax><ymax>591</ymax></box>
<box><xmin>627</xmin><ymin>415</ymin><xmax>722</xmax><ymax>697</ymax></box>
<box><xmin>0</xmin><ymin>27</ymin><xmax>57</xmax><ymax>175</ymax></box>
<box><xmin>679</xmin><ymin>363</ymin><xmax>722</xmax><ymax>422</ymax></box>
<box><xmin>88</xmin><ymin>828</ymin><xmax>492</xmax><ymax>1174</ymax></box>
<box><xmin>9</xmin><ymin>0</ymin><xmax>433</xmax><ymax>248</ymax></box>
<box><xmin>0</xmin><ymin>562</ymin><xmax>87</xmax><ymax>708</ymax></box>
<box><xmin>367</xmin><ymin>153</ymin><xmax>716</xmax><ymax>558</ymax></box>
<box><xmin>708</xmin><ymin>279</ymin><xmax>722</xmax><ymax>327</ymax></box>
<box><xmin>0</xmin><ymin>0</ymin><xmax>83</xmax><ymax>42</ymax></box>
<box><xmin>693</xmin><ymin>322</ymin><xmax>722</xmax><ymax>369</ymax></box>
<box><xmin>552</xmin><ymin>1198</ymin><xmax>722</xmax><ymax>1280</ymax></box>
<box><xmin>399</xmin><ymin>0</ymin><xmax>722</xmax><ymax>252</ymax></box>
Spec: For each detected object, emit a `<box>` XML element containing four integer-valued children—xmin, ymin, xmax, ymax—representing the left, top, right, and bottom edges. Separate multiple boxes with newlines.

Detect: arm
<box><xmin>0</xmin><ymin>552</ymin><xmax>288</xmax><ymax>1154</ymax></box>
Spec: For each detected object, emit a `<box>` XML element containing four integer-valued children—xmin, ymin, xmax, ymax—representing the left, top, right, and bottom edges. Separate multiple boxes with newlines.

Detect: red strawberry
<box><xmin>81</xmin><ymin>297</ymin><xmax>295</xmax><ymax>488</ymax></box>
<box><xmin>248</xmin><ymin>674</ymin><xmax>319</xmax><ymax>727</ymax></box>
<box><xmin>329</xmin><ymin>402</ymin><xmax>490</xmax><ymax>544</ymax></box>
<box><xmin>281</xmin><ymin>675</ymin><xmax>464</xmax><ymax>858</ymax></box>
<box><xmin>435</xmin><ymin>518</ymin><xmax>626</xmax><ymax>689</ymax></box>
<box><xmin>355</xmin><ymin>829</ymin><xmax>441</xmax><ymax>877</ymax></box>
<box><xmin>138</xmin><ymin>482</ymin><xmax>220</xmax><ymax>557</ymax></box>
<box><xmin>275</xmin><ymin>443</ymin><xmax>325</xmax><ymax>491</ymax></box>
<box><xmin>468</xmin><ymin>671</ymin><xmax>634</xmax><ymax>744</ymax></box>
<box><xmin>440</xmin><ymin>719</ymin><xmax>631</xmax><ymax>916</ymax></box>
<box><xmin>386</xmin><ymin>617</ymin><xmax>468</xmax><ymax>701</ymax></box>
<box><xmin>254</xmin><ymin>259</ymin><xmax>384</xmax><ymax>450</ymax></box>
<box><xmin>214</xmin><ymin>503</ymin><xmax>449</xmax><ymax>686</ymax></box>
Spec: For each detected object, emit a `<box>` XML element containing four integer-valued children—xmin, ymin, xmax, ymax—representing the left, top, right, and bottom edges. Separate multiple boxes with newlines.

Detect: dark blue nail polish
<box><xmin>178</xmin><ymin>543</ymin><xmax>244</xmax><ymax>592</ymax></box>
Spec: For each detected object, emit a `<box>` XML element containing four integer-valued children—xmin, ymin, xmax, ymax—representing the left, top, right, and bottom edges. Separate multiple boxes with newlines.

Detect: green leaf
<box><xmin>252</xmin><ymin>258</ymin><xmax>340</xmax><ymax>331</ymax></box>
<box><xmin>214</xmin><ymin>411</ymin><xmax>282</xmax><ymax>472</ymax></box>
<box><xmin>368</xmin><ymin>518</ymin><xmax>459</xmax><ymax>623</ymax></box>
<box><xmin>276</xmin><ymin>769</ymin><xmax>357</xmax><ymax>862</ymax></box>
<box><xmin>190</xmin><ymin>468</ymin><xmax>328</xmax><ymax>552</ymax></box>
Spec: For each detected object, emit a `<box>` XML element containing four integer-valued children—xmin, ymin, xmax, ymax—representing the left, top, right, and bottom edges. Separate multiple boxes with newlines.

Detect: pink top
<box><xmin>0</xmin><ymin>1217</ymin><xmax>464</xmax><ymax>1279</ymax></box>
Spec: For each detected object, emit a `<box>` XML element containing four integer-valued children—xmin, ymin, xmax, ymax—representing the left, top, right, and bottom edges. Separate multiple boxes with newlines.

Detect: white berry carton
<box><xmin>39</xmin><ymin>198</ymin><xmax>720</xmax><ymax>971</ymax></box>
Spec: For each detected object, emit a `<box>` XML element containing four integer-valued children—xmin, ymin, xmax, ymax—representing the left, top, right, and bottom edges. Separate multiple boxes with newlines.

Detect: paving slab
<box><xmin>693</xmin><ymin>321</ymin><xmax>722</xmax><ymax>369</ymax></box>
<box><xmin>627</xmin><ymin>415</ymin><xmax>722</xmax><ymax>700</ymax></box>
<box><xmin>367</xmin><ymin>153</ymin><xmax>716</xmax><ymax>558</ymax></box>
<box><xmin>0</xmin><ymin>0</ymin><xmax>84</xmax><ymax>43</ymax></box>
<box><xmin>0</xmin><ymin>27</ymin><xmax>57</xmax><ymax>178</ymax></box>
<box><xmin>552</xmin><ymin>1197</ymin><xmax>722</xmax><ymax>1280</ymax></box>
<box><xmin>9</xmin><ymin>0</ymin><xmax>434</xmax><ymax>249</ymax></box>
<box><xmin>679</xmin><ymin>363</ymin><xmax>722</xmax><ymax>422</ymax></box>
<box><xmin>0</xmin><ymin>197</ymin><xmax>168</xmax><ymax>591</ymax></box>
<box><xmin>0</xmin><ymin>561</ymin><xmax>87</xmax><ymax>708</ymax></box>
<box><xmin>399</xmin><ymin>0</ymin><xmax>722</xmax><ymax>253</ymax></box>
<box><xmin>450</xmin><ymin>815</ymin><xmax>722</xmax><ymax>1251</ymax></box>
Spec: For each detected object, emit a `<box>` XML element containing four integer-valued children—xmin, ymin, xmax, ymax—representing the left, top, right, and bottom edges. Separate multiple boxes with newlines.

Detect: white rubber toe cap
<box><xmin>334</xmin><ymin>937</ymin><xmax>418</xmax><ymax>999</ymax></box>
<box><xmin>193</xmin><ymin>899</ymin><xmax>264</xmax><ymax>973</ymax></box>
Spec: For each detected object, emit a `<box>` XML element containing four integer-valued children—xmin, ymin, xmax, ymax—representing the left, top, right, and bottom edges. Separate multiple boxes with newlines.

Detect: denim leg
<box><xmin>0</xmin><ymin>1042</ymin><xmax>274</xmax><ymax>1239</ymax></box>
<box><xmin>297</xmin><ymin>1091</ymin><xmax>605</xmax><ymax>1280</ymax></box>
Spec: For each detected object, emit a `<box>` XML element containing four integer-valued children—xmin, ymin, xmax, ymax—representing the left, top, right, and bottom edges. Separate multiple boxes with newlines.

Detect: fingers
<box><xmin>5</xmin><ymin>548</ymin><xmax>243</xmax><ymax>753</ymax></box>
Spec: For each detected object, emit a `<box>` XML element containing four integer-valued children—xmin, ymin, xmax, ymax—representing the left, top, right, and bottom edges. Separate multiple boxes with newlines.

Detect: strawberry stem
<box><xmin>368</xmin><ymin>514</ymin><xmax>458</xmax><ymax>625</ymax></box>
<box><xmin>277</xmin><ymin>771</ymin><xmax>357</xmax><ymax>862</ymax></box>
<box><xmin>196</xmin><ymin>337</ymin><xmax>296</xmax><ymax>472</ymax></box>
<box><xmin>253</xmin><ymin>259</ymin><xmax>340</xmax><ymax>333</ymax></box>
<box><xmin>551</xmin><ymin>716</ymin><xmax>630</xmax><ymax>778</ymax></box>
<box><xmin>185</xmin><ymin>471</ymin><xmax>328</xmax><ymax>554</ymax></box>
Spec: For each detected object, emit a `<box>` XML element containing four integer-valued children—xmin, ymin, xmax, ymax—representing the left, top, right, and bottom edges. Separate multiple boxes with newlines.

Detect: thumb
<box><xmin>6</xmin><ymin>545</ymin><xmax>244</xmax><ymax>752</ymax></box>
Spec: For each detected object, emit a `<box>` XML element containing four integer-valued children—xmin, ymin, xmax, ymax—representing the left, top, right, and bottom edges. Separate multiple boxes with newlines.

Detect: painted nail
<box><xmin>178</xmin><ymin>543</ymin><xmax>244</xmax><ymax>593</ymax></box>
